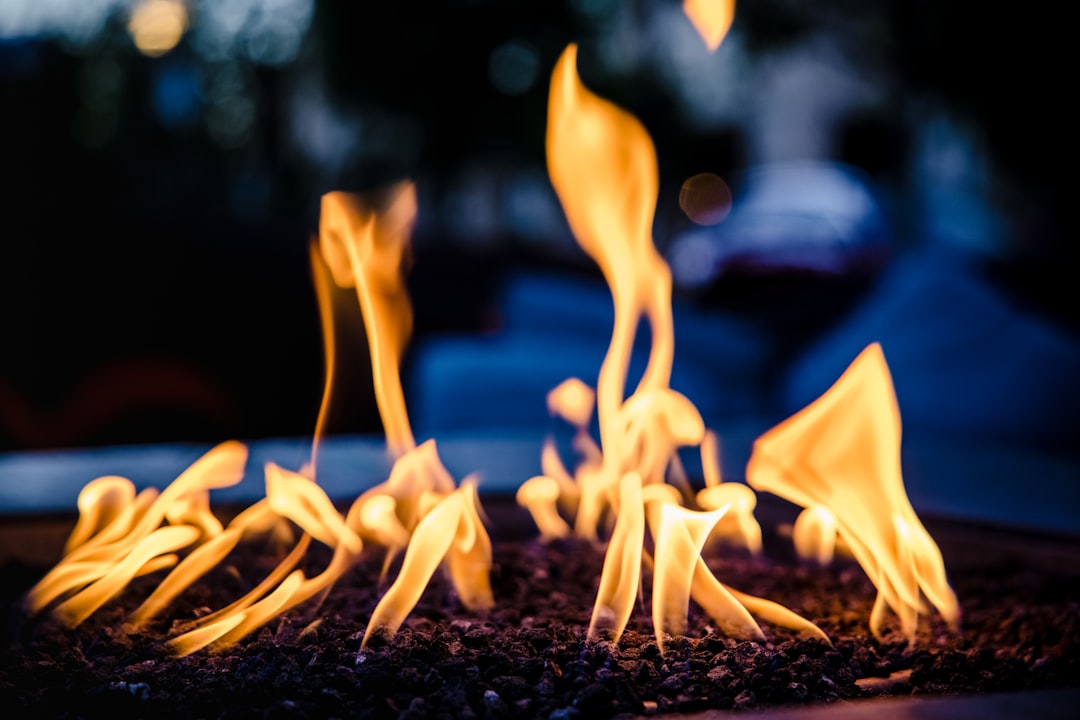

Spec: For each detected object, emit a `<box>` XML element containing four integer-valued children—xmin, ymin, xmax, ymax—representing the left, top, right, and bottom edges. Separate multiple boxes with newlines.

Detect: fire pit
<box><xmin>3</xmin><ymin>8</ymin><xmax>1079</xmax><ymax>719</ymax></box>
<box><xmin>1</xmin><ymin>437</ymin><xmax>1078</xmax><ymax>718</ymax></box>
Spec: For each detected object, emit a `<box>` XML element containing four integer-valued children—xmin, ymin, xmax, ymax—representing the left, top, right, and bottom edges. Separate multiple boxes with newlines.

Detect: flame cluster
<box><xmin>27</xmin><ymin>1</ymin><xmax>959</xmax><ymax>656</ymax></box>
<box><xmin>519</xmin><ymin>40</ymin><xmax>957</xmax><ymax>649</ymax></box>
<box><xmin>28</xmin><ymin>187</ymin><xmax>493</xmax><ymax>656</ymax></box>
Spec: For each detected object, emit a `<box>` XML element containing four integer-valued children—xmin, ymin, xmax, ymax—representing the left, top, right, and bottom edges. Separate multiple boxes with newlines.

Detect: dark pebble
<box><xmin>1</xmin><ymin>532</ymin><xmax>1077</xmax><ymax>719</ymax></box>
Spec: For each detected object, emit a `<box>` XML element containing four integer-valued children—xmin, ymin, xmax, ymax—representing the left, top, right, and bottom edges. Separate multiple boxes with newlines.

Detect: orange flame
<box><xmin>747</xmin><ymin>343</ymin><xmax>960</xmax><ymax>640</ymax></box>
<box><xmin>683</xmin><ymin>0</ymin><xmax>736</xmax><ymax>52</ymax></box>
<box><xmin>547</xmin><ymin>45</ymin><xmax>675</xmax><ymax>459</ymax></box>
<box><xmin>25</xmin><ymin>15</ymin><xmax>960</xmax><ymax>659</ymax></box>
<box><xmin>792</xmin><ymin>505</ymin><xmax>839</xmax><ymax>566</ymax></box>
<box><xmin>363</xmin><ymin>480</ymin><xmax>493</xmax><ymax>646</ymax></box>
<box><xmin>587</xmin><ymin>472</ymin><xmax>645</xmax><ymax>641</ymax></box>
<box><xmin>26</xmin><ymin>441</ymin><xmax>248</xmax><ymax>620</ymax></box>
<box><xmin>319</xmin><ymin>185</ymin><xmax>418</xmax><ymax>458</ymax></box>
<box><xmin>309</xmin><ymin>187</ymin><xmax>491</xmax><ymax>645</ymax></box>
<box><xmin>28</xmin><ymin>183</ymin><xmax>493</xmax><ymax>656</ymax></box>
<box><xmin>536</xmin><ymin>43</ymin><xmax>824</xmax><ymax>649</ymax></box>
<box><xmin>307</xmin><ymin>239</ymin><xmax>340</xmax><ymax>477</ymax></box>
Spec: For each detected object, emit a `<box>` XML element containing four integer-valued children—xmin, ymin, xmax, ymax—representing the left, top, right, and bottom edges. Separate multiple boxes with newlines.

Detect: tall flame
<box><xmin>319</xmin><ymin>185</ymin><xmax>417</xmax><ymax>459</ymax></box>
<box><xmin>683</xmin><ymin>0</ymin><xmax>735</xmax><ymax>52</ymax></box>
<box><xmin>747</xmin><ymin>343</ymin><xmax>960</xmax><ymax>640</ymax></box>
<box><xmin>535</xmin><ymin>43</ymin><xmax>824</xmax><ymax>649</ymax></box>
<box><xmin>548</xmin><ymin>44</ymin><xmax>675</xmax><ymax>462</ymax></box>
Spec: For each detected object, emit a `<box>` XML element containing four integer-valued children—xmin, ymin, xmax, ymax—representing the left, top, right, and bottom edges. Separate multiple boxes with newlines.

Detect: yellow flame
<box><xmin>27</xmin><ymin>441</ymin><xmax>247</xmax><ymax>618</ymax></box>
<box><xmin>792</xmin><ymin>505</ymin><xmax>838</xmax><ymax>566</ymax></box>
<box><xmin>541</xmin><ymin>43</ymin><xmax>824</xmax><ymax>649</ymax></box>
<box><xmin>516</xmin><ymin>476</ymin><xmax>571</xmax><ymax>541</ymax></box>
<box><xmin>308</xmin><ymin>239</ymin><xmax>339</xmax><ymax>478</ymax></box>
<box><xmin>587</xmin><ymin>472</ymin><xmax>645</xmax><ymax>642</ymax></box>
<box><xmin>265</xmin><ymin>462</ymin><xmax>362</xmax><ymax>553</ymax></box>
<box><xmin>169</xmin><ymin>534</ymin><xmax>312</xmax><ymax>656</ymax></box>
<box><xmin>319</xmin><ymin>185</ymin><xmax>418</xmax><ymax>458</ymax></box>
<box><xmin>65</xmin><ymin>476</ymin><xmax>136</xmax><ymax>553</ymax></box>
<box><xmin>649</xmin><ymin>499</ymin><xmax>729</xmax><ymax>652</ymax></box>
<box><xmin>363</xmin><ymin>481</ymin><xmax>493</xmax><ymax>646</ymax></box>
<box><xmin>696</xmin><ymin>481</ymin><xmax>762</xmax><ymax>554</ymax></box>
<box><xmin>27</xmin><ymin>180</ymin><xmax>496</xmax><ymax>655</ymax></box>
<box><xmin>54</xmin><ymin>524</ymin><xmax>200</xmax><ymax>626</ymax></box>
<box><xmin>200</xmin><ymin>498</ymin><xmax>371</xmax><ymax>653</ymax></box>
<box><xmin>129</xmin><ymin>526</ymin><xmax>243</xmax><ymax>626</ymax></box>
<box><xmin>547</xmin><ymin>45</ymin><xmax>674</xmax><ymax>460</ymax></box>
<box><xmin>683</xmin><ymin>0</ymin><xmax>735</xmax><ymax>52</ymax></box>
<box><xmin>547</xmin><ymin>377</ymin><xmax>596</xmax><ymax>429</ymax></box>
<box><xmin>747</xmin><ymin>343</ymin><xmax>960</xmax><ymax>640</ymax></box>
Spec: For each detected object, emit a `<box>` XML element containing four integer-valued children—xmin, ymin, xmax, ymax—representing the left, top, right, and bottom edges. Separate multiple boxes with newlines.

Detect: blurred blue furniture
<box><xmin>781</xmin><ymin>248</ymin><xmax>1080</xmax><ymax>453</ymax></box>
<box><xmin>407</xmin><ymin>270</ymin><xmax>775</xmax><ymax>438</ymax></box>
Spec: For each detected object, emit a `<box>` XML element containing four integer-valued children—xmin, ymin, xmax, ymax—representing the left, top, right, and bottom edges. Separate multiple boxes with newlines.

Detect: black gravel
<box><xmin>1</xmin><ymin>515</ymin><xmax>1078</xmax><ymax>719</ymax></box>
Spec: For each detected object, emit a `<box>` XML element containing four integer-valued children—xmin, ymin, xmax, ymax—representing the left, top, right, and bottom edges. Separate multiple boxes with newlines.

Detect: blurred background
<box><xmin>1</xmin><ymin>0</ymin><xmax>1076</xmax><ymax>465</ymax></box>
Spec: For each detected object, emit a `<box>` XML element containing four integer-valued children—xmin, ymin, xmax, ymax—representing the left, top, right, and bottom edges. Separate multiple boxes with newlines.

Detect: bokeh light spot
<box><xmin>488</xmin><ymin>40</ymin><xmax>539</xmax><ymax>96</ymax></box>
<box><xmin>678</xmin><ymin>172</ymin><xmax>732</xmax><ymax>226</ymax></box>
<box><xmin>129</xmin><ymin>0</ymin><xmax>188</xmax><ymax>58</ymax></box>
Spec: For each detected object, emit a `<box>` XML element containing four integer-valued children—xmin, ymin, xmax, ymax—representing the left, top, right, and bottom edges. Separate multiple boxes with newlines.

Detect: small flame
<box><xmin>792</xmin><ymin>505</ymin><xmax>839</xmax><ymax>566</ymax></box>
<box><xmin>696</xmin><ymin>481</ymin><xmax>762</xmax><ymax>555</ymax></box>
<box><xmin>26</xmin><ymin>441</ymin><xmax>247</xmax><ymax>619</ymax></box>
<box><xmin>307</xmin><ymin>239</ymin><xmax>340</xmax><ymax>476</ymax></box>
<box><xmin>587</xmin><ymin>473</ymin><xmax>646</xmax><ymax>640</ymax></box>
<box><xmin>683</xmin><ymin>0</ymin><xmax>735</xmax><ymax>52</ymax></box>
<box><xmin>363</xmin><ymin>480</ymin><xmax>493</xmax><ymax>646</ymax></box>
<box><xmin>747</xmin><ymin>343</ymin><xmax>960</xmax><ymax>640</ymax></box>
<box><xmin>648</xmin><ymin>498</ymin><xmax>731</xmax><ymax>652</ymax></box>
<box><xmin>516</xmin><ymin>476</ymin><xmax>571</xmax><ymax>541</ymax></box>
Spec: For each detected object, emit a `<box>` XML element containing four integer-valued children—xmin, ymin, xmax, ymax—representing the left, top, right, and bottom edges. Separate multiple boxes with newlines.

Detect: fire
<box><xmin>27</xmin><ymin>441</ymin><xmax>248</xmax><ymax>624</ymax></box>
<box><xmin>318</xmin><ymin>185</ymin><xmax>418</xmax><ymax>459</ymax></box>
<box><xmin>531</xmin><ymin>43</ymin><xmax>828</xmax><ymax>649</ymax></box>
<box><xmin>683</xmin><ymin>0</ymin><xmax>736</xmax><ymax>52</ymax></box>
<box><xmin>747</xmin><ymin>343</ymin><xmax>960</xmax><ymax>641</ymax></box>
<box><xmin>26</xmin><ymin>19</ymin><xmax>958</xmax><ymax>659</ymax></box>
<box><xmin>27</xmin><ymin>184</ymin><xmax>492</xmax><ymax>656</ymax></box>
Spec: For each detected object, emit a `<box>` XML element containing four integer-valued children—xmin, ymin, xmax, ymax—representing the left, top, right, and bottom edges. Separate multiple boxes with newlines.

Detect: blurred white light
<box><xmin>668</xmin><ymin>232</ymin><xmax>721</xmax><ymax>290</ymax></box>
<box><xmin>1</xmin><ymin>0</ymin><xmax>312</xmax><ymax>66</ymax></box>
<box><xmin>194</xmin><ymin>0</ymin><xmax>313</xmax><ymax>66</ymax></box>
<box><xmin>0</xmin><ymin>0</ymin><xmax>124</xmax><ymax>44</ymax></box>
<box><xmin>286</xmin><ymin>79</ymin><xmax>362</xmax><ymax>178</ymax></box>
